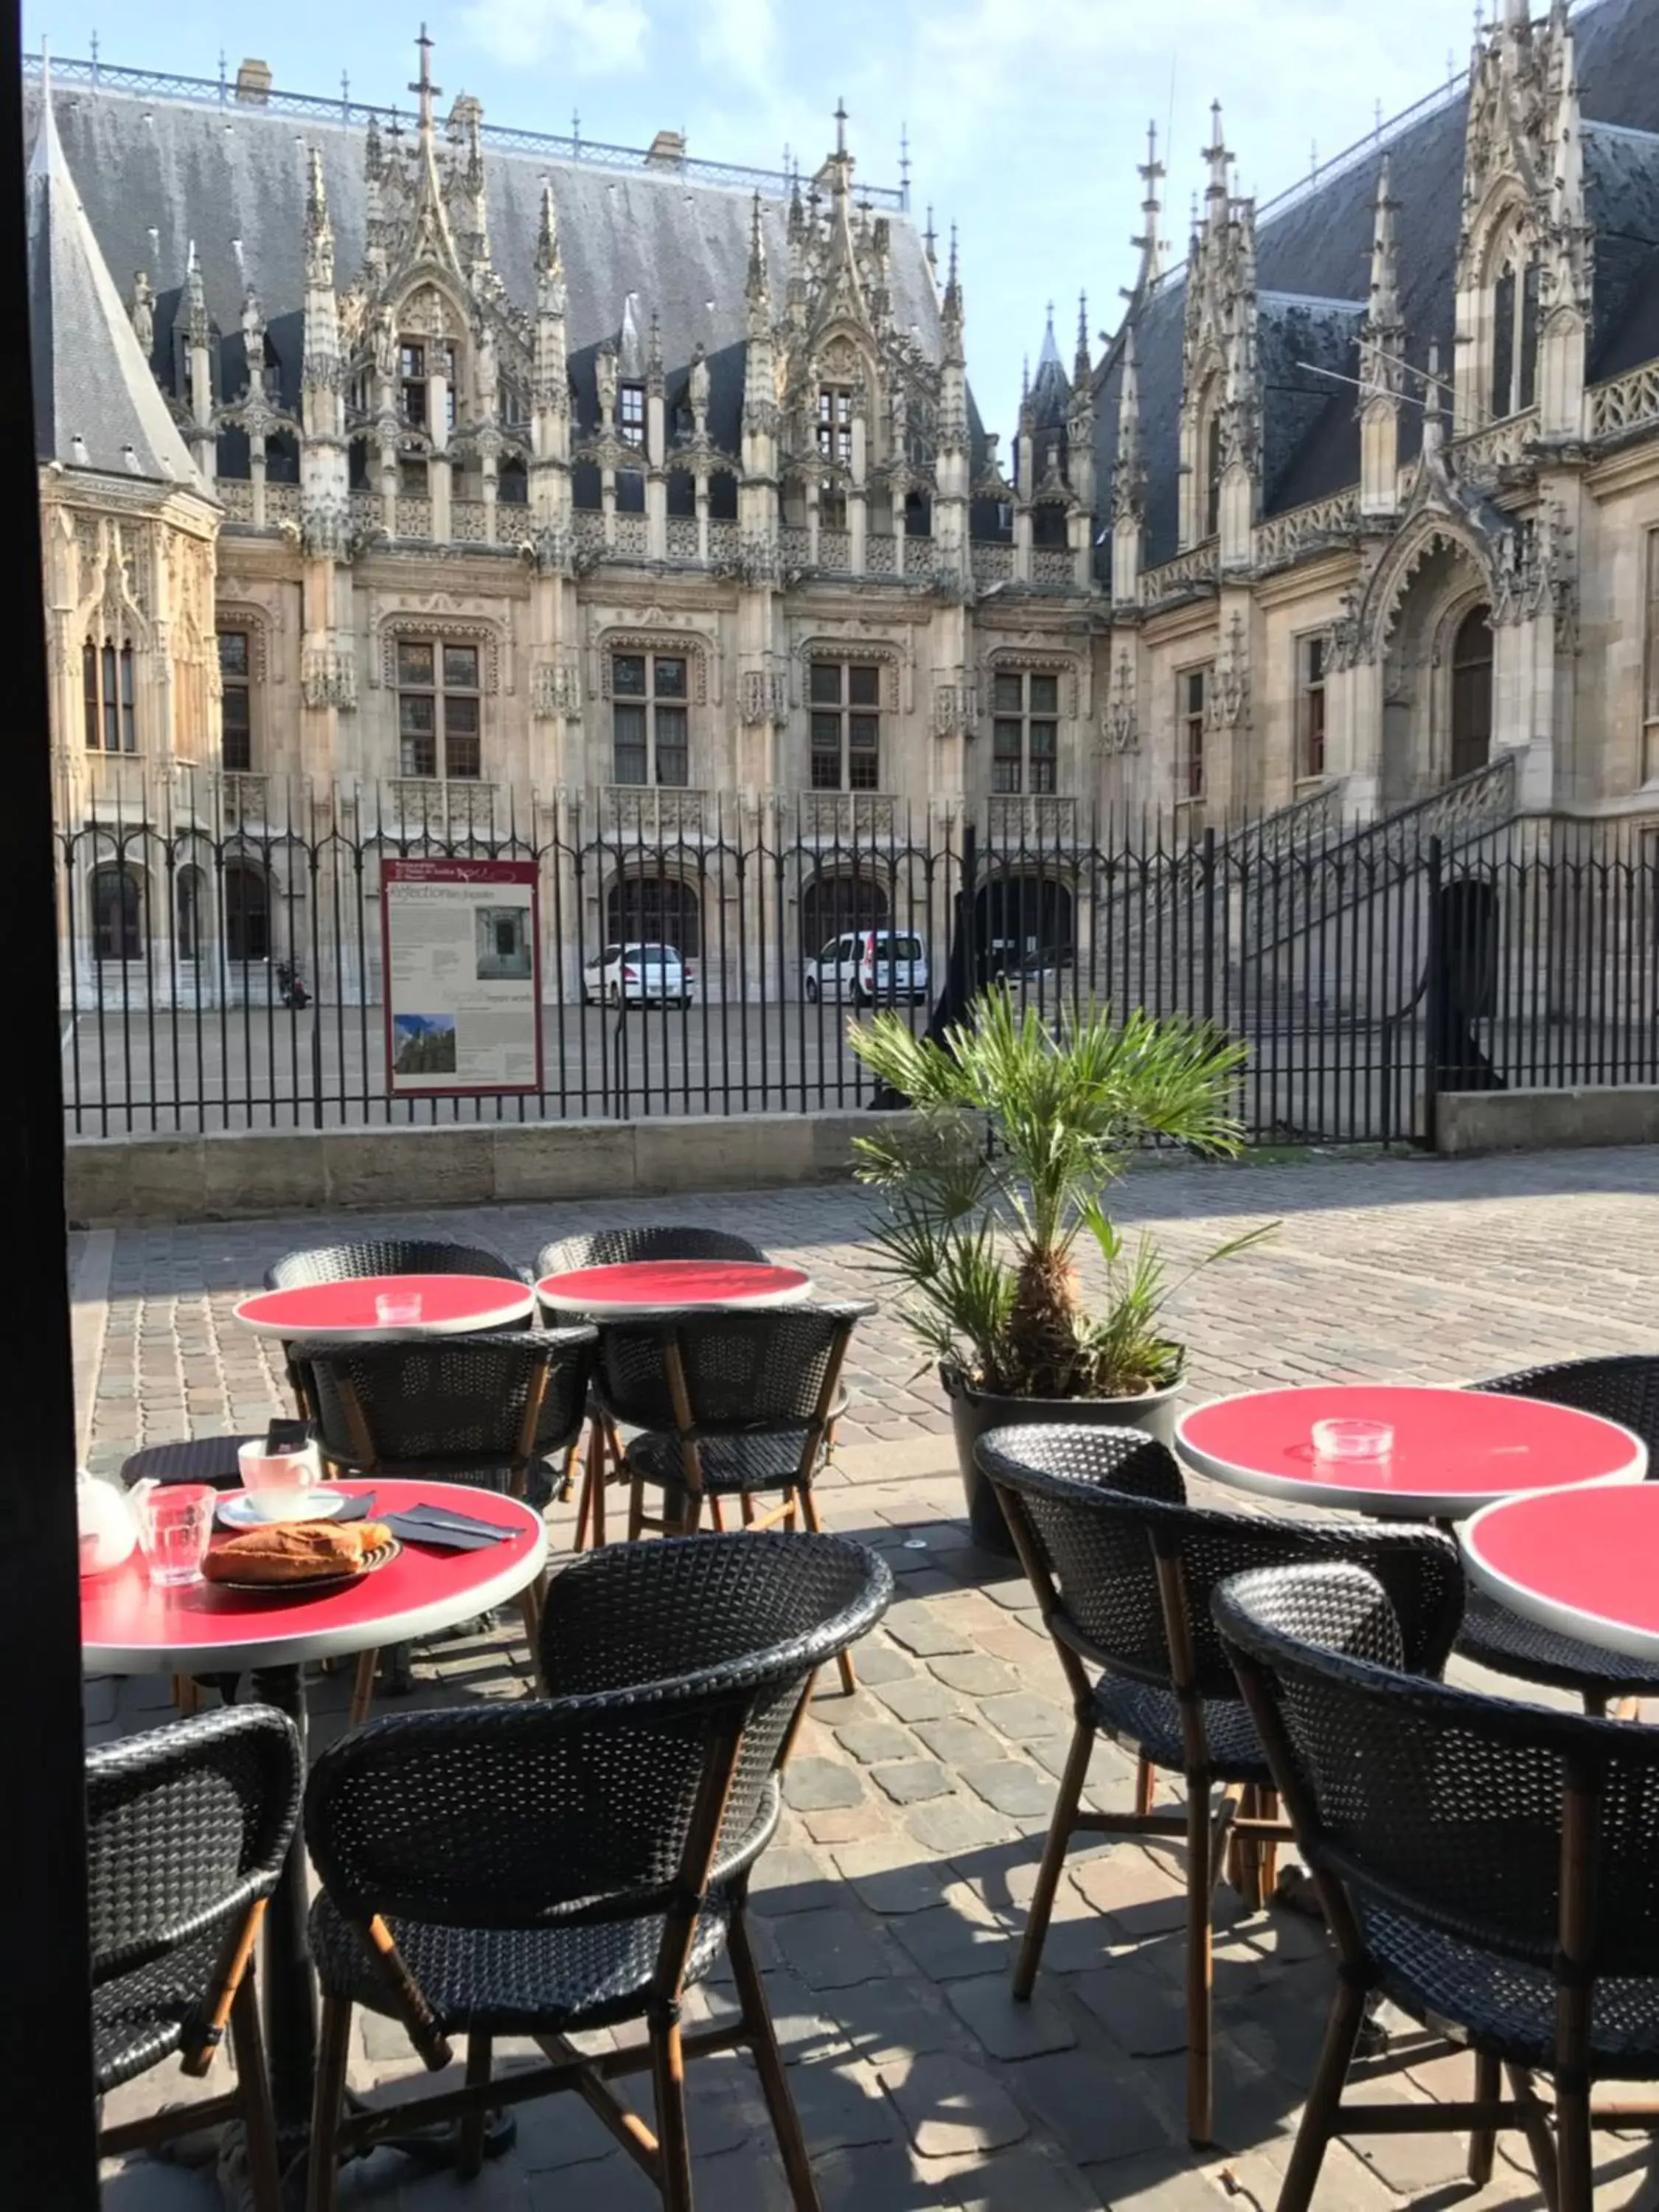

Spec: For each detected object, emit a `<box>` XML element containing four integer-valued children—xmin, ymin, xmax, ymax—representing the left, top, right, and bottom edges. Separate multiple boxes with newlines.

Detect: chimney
<box><xmin>234</xmin><ymin>58</ymin><xmax>273</xmax><ymax>105</ymax></box>
<box><xmin>646</xmin><ymin>130</ymin><xmax>686</xmax><ymax>171</ymax></box>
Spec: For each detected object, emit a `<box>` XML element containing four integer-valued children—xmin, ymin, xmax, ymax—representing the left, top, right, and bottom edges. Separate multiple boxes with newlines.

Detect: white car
<box><xmin>802</xmin><ymin>929</ymin><xmax>930</xmax><ymax>1007</ymax></box>
<box><xmin>582</xmin><ymin>942</ymin><xmax>693</xmax><ymax>1008</ymax></box>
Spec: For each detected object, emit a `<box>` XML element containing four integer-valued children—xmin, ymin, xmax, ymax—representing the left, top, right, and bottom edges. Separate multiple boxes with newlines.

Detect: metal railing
<box><xmin>25</xmin><ymin>50</ymin><xmax>908</xmax><ymax>208</ymax></box>
<box><xmin>54</xmin><ymin>775</ymin><xmax>1659</xmax><ymax>1147</ymax></box>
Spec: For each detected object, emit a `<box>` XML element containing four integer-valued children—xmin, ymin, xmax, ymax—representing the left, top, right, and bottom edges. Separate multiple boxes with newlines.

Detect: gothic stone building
<box><xmin>25</xmin><ymin>0</ymin><xmax>1659</xmax><ymax>998</ymax></box>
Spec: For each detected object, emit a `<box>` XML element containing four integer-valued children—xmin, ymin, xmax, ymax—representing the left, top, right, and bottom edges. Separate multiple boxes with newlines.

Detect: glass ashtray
<box><xmin>1312</xmin><ymin>1417</ymin><xmax>1394</xmax><ymax>1463</ymax></box>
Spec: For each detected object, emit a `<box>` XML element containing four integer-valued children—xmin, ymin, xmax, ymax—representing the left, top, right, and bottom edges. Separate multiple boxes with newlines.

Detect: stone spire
<box><xmin>304</xmin><ymin>147</ymin><xmax>334</xmax><ymax>290</ymax></box>
<box><xmin>746</xmin><ymin>187</ymin><xmax>771</xmax><ymax>330</ymax></box>
<box><xmin>363</xmin><ymin>114</ymin><xmax>387</xmax><ymax>285</ymax></box>
<box><xmin>536</xmin><ymin>181</ymin><xmax>565</xmax><ymax>306</ymax></box>
<box><xmin>1066</xmin><ymin>292</ymin><xmax>1095</xmax><ymax>520</ymax></box>
<box><xmin>941</xmin><ymin>224</ymin><xmax>964</xmax><ymax>367</ymax></box>
<box><xmin>1131</xmin><ymin>121</ymin><xmax>1166</xmax><ymax>296</ymax></box>
<box><xmin>1360</xmin><ymin>157</ymin><xmax>1404</xmax><ymax>518</ymax></box>
<box><xmin>406</xmin><ymin>26</ymin><xmax>459</xmax><ymax>273</ymax></box>
<box><xmin>1538</xmin><ymin>3</ymin><xmax>1589</xmax><ymax>436</ymax></box>
<box><xmin>1073</xmin><ymin>292</ymin><xmax>1091</xmax><ymax>386</ymax></box>
<box><xmin>1204</xmin><ymin>102</ymin><xmax>1231</xmax><ymax>229</ymax></box>
<box><xmin>1362</xmin><ymin>156</ymin><xmax>1404</xmax><ymax>390</ymax></box>
<box><xmin>742</xmin><ymin>192</ymin><xmax>779</xmax><ymax>447</ymax></box>
<box><xmin>1112</xmin><ymin>319</ymin><xmax>1146</xmax><ymax>604</ymax></box>
<box><xmin>181</xmin><ymin>240</ymin><xmax>215</xmax><ymax>479</ymax></box>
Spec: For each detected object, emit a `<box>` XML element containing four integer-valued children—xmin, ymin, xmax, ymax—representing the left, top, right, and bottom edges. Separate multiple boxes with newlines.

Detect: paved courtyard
<box><xmin>80</xmin><ymin>1144</ymin><xmax>1659</xmax><ymax>2211</ymax></box>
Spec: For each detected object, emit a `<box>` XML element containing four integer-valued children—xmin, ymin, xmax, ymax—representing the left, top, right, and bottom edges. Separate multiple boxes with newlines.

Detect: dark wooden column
<box><xmin>0</xmin><ymin>13</ymin><xmax>100</xmax><ymax>2199</ymax></box>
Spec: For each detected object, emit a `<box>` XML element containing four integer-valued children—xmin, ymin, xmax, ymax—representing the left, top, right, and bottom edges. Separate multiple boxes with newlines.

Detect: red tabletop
<box><xmin>536</xmin><ymin>1258</ymin><xmax>813</xmax><ymax>1318</ymax></box>
<box><xmin>234</xmin><ymin>1274</ymin><xmax>535</xmax><ymax>1339</ymax></box>
<box><xmin>80</xmin><ymin>1479</ymin><xmax>546</xmax><ymax>1673</ymax></box>
<box><xmin>1462</xmin><ymin>1484</ymin><xmax>1659</xmax><ymax>1665</ymax></box>
<box><xmin>1176</xmin><ymin>1384</ymin><xmax>1647</xmax><ymax>1518</ymax></box>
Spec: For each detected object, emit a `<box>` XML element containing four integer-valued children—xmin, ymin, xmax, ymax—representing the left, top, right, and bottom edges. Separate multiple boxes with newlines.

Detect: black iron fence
<box><xmin>55</xmin><ymin>781</ymin><xmax>1659</xmax><ymax>1143</ymax></box>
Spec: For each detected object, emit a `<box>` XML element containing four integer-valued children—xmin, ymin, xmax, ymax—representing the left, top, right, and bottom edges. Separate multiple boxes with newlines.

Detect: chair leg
<box><xmin>229</xmin><ymin>1972</ymin><xmax>281</xmax><ymax>2212</ymax></box>
<box><xmin>1510</xmin><ymin>2065</ymin><xmax>1561</xmax><ymax>2212</ymax></box>
<box><xmin>349</xmin><ymin>1649</ymin><xmax>378</xmax><ymax>1727</ymax></box>
<box><xmin>1467</xmin><ymin>2048</ymin><xmax>1500</xmax><ymax>2188</ymax></box>
<box><xmin>1257</xmin><ymin>1787</ymin><xmax>1280</xmax><ymax>1900</ymax></box>
<box><xmin>591</xmin><ymin>1423</ymin><xmax>609</xmax><ymax>1550</ymax></box>
<box><xmin>1185</xmin><ymin>1773</ymin><xmax>1214</xmax><ymax>2148</ymax></box>
<box><xmin>1276</xmin><ymin>1975</ymin><xmax>1368</xmax><ymax>2212</ymax></box>
<box><xmin>1231</xmin><ymin>1783</ymin><xmax>1262</xmax><ymax>1910</ymax></box>
<box><xmin>709</xmin><ymin>1497</ymin><xmax>728</xmax><ymax>1531</ymax></box>
<box><xmin>798</xmin><ymin>1486</ymin><xmax>856</xmax><ymax>1696</ymax></box>
<box><xmin>518</xmin><ymin>1582</ymin><xmax>544</xmax><ymax>1688</ymax></box>
<box><xmin>728</xmin><ymin>1908</ymin><xmax>821</xmax><ymax>2212</ymax></box>
<box><xmin>627</xmin><ymin>1475</ymin><xmax>646</xmax><ymax>1543</ymax></box>
<box><xmin>174</xmin><ymin>1674</ymin><xmax>203</xmax><ymax>1717</ymax></box>
<box><xmin>1554</xmin><ymin>2080</ymin><xmax>1594</xmax><ymax>2212</ymax></box>
<box><xmin>650</xmin><ymin>2018</ymin><xmax>695</xmax><ymax>2212</ymax></box>
<box><xmin>456</xmin><ymin>2032</ymin><xmax>493</xmax><ymax>2181</ymax></box>
<box><xmin>1135</xmin><ymin>1756</ymin><xmax>1156</xmax><ymax>1817</ymax></box>
<box><xmin>305</xmin><ymin>1994</ymin><xmax>354</xmax><ymax>2212</ymax></box>
<box><xmin>1013</xmin><ymin>1716</ymin><xmax>1092</xmax><ymax>2000</ymax></box>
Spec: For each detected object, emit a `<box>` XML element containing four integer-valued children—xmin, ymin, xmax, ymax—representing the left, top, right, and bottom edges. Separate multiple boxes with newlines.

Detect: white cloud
<box><xmin>461</xmin><ymin>0</ymin><xmax>650</xmax><ymax>72</ymax></box>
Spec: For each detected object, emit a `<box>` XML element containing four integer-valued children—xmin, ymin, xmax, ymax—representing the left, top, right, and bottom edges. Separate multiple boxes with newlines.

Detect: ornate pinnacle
<box><xmin>409</xmin><ymin>24</ymin><xmax>439</xmax><ymax>141</ymax></box>
<box><xmin>305</xmin><ymin>147</ymin><xmax>334</xmax><ymax>286</ymax></box>
<box><xmin>1205</xmin><ymin>101</ymin><xmax>1231</xmax><ymax>211</ymax></box>
<box><xmin>746</xmin><ymin>189</ymin><xmax>769</xmax><ymax>303</ymax></box>
<box><xmin>536</xmin><ymin>180</ymin><xmax>562</xmax><ymax>277</ymax></box>
<box><xmin>1074</xmin><ymin>291</ymin><xmax>1091</xmax><ymax>383</ymax></box>
<box><xmin>184</xmin><ymin>238</ymin><xmax>209</xmax><ymax>344</ymax></box>
<box><xmin>1131</xmin><ymin>119</ymin><xmax>1166</xmax><ymax>293</ymax></box>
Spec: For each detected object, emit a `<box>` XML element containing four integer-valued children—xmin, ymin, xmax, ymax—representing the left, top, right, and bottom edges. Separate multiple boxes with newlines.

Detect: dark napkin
<box><xmin>383</xmin><ymin>1509</ymin><xmax>513</xmax><ymax>1552</ymax></box>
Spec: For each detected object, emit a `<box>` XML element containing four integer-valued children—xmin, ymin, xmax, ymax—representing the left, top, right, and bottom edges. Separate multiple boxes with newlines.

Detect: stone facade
<box><xmin>27</xmin><ymin>1</ymin><xmax>1659</xmax><ymax>1000</ymax></box>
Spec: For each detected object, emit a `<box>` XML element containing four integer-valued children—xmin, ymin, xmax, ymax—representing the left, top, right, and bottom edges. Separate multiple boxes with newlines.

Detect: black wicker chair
<box><xmin>294</xmin><ymin>1326</ymin><xmax>597</xmax><ymax>1719</ymax></box>
<box><xmin>90</xmin><ymin>1706</ymin><xmax>302</xmax><ymax>2211</ymax></box>
<box><xmin>1215</xmin><ymin>1559</ymin><xmax>1659</xmax><ymax>2212</ymax></box>
<box><xmin>1456</xmin><ymin>1355</ymin><xmax>1659</xmax><ymax>1712</ymax></box>
<box><xmin>264</xmin><ymin>1237</ymin><xmax>526</xmax><ymax>1290</ymax></box>
<box><xmin>975</xmin><ymin>1424</ymin><xmax>1464</xmax><ymax>2148</ymax></box>
<box><xmin>535</xmin><ymin>1226</ymin><xmax>768</xmax><ymax>1551</ymax></box>
<box><xmin>593</xmin><ymin>1301</ymin><xmax>872</xmax><ymax>1692</ymax></box>
<box><xmin>302</xmin><ymin>1531</ymin><xmax>892</xmax><ymax>2212</ymax></box>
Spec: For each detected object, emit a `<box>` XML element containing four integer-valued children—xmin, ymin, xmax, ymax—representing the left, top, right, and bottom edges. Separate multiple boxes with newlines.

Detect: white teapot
<box><xmin>76</xmin><ymin>1470</ymin><xmax>139</xmax><ymax>1576</ymax></box>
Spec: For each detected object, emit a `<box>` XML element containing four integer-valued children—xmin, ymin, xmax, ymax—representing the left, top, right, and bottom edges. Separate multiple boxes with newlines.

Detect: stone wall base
<box><xmin>66</xmin><ymin>1112</ymin><xmax>907</xmax><ymax>1224</ymax></box>
<box><xmin>1436</xmin><ymin>1085</ymin><xmax>1659</xmax><ymax>1156</ymax></box>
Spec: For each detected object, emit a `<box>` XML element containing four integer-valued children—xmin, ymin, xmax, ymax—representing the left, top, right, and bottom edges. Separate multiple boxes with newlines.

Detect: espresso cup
<box><xmin>237</xmin><ymin>1439</ymin><xmax>321</xmax><ymax>1520</ymax></box>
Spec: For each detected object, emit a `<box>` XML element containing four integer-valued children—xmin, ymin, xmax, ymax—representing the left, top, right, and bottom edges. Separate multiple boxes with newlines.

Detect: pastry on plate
<box><xmin>203</xmin><ymin>1519</ymin><xmax>391</xmax><ymax>1585</ymax></box>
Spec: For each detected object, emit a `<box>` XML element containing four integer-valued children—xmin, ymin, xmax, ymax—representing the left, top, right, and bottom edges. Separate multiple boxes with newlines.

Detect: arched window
<box><xmin>91</xmin><ymin>864</ymin><xmax>143</xmax><ymax>961</ymax></box>
<box><xmin>223</xmin><ymin>859</ymin><xmax>270</xmax><ymax>964</ymax></box>
<box><xmin>1450</xmin><ymin>607</ymin><xmax>1494</xmax><ymax>782</ymax></box>
<box><xmin>605</xmin><ymin>874</ymin><xmax>702</xmax><ymax>958</ymax></box>
<box><xmin>1204</xmin><ymin>409</ymin><xmax>1223</xmax><ymax>540</ymax></box>
<box><xmin>800</xmin><ymin>870</ymin><xmax>888</xmax><ymax>960</ymax></box>
<box><xmin>1489</xmin><ymin>237</ymin><xmax>1540</xmax><ymax>421</ymax></box>
<box><xmin>175</xmin><ymin>866</ymin><xmax>204</xmax><ymax>960</ymax></box>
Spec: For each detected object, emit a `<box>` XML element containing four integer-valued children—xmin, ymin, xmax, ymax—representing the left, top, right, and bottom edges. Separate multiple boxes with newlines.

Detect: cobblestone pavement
<box><xmin>86</xmin><ymin>1146</ymin><xmax>1659</xmax><ymax>2211</ymax></box>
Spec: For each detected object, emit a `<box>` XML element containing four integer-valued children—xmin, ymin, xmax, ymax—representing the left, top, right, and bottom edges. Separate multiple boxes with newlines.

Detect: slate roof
<box><xmin>1094</xmin><ymin>0</ymin><xmax>1659</xmax><ymax>568</ymax></box>
<box><xmin>22</xmin><ymin>80</ymin><xmax>942</xmax><ymax>467</ymax></box>
<box><xmin>27</xmin><ymin>85</ymin><xmax>204</xmax><ymax>490</ymax></box>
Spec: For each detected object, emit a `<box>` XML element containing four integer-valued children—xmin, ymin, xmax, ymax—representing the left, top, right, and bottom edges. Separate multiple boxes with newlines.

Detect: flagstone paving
<box><xmin>84</xmin><ymin>1144</ymin><xmax>1659</xmax><ymax>2208</ymax></box>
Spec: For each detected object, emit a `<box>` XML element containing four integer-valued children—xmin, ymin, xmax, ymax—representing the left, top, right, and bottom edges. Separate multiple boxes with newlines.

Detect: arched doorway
<box><xmin>174</xmin><ymin>865</ymin><xmax>205</xmax><ymax>960</ymax></box>
<box><xmin>91</xmin><ymin>863</ymin><xmax>144</xmax><ymax>961</ymax></box>
<box><xmin>223</xmin><ymin>859</ymin><xmax>270</xmax><ymax>964</ymax></box>
<box><xmin>975</xmin><ymin>874</ymin><xmax>1075</xmax><ymax>977</ymax></box>
<box><xmin>606</xmin><ymin>874</ymin><xmax>702</xmax><ymax>956</ymax></box>
<box><xmin>800</xmin><ymin>869</ymin><xmax>889</xmax><ymax>962</ymax></box>
<box><xmin>1450</xmin><ymin>607</ymin><xmax>1494</xmax><ymax>781</ymax></box>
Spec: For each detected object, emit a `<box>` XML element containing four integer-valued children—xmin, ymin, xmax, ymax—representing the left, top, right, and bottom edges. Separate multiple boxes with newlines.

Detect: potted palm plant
<box><xmin>850</xmin><ymin>989</ymin><xmax>1270</xmax><ymax>1551</ymax></box>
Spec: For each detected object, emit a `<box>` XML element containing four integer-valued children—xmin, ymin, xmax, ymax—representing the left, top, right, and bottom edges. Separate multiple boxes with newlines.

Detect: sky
<box><xmin>25</xmin><ymin>0</ymin><xmax>1493</xmax><ymax>435</ymax></box>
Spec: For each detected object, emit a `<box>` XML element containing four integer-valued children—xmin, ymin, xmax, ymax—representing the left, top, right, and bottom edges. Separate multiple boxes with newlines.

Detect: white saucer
<box><xmin>219</xmin><ymin>1488</ymin><xmax>348</xmax><ymax>1528</ymax></box>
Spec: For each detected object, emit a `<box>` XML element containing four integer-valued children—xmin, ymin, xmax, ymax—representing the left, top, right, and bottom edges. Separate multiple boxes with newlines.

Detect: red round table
<box><xmin>82</xmin><ymin>1478</ymin><xmax>546</xmax><ymax>2138</ymax></box>
<box><xmin>234</xmin><ymin>1273</ymin><xmax>535</xmax><ymax>1338</ymax></box>
<box><xmin>536</xmin><ymin>1257</ymin><xmax>813</xmax><ymax>1318</ymax></box>
<box><xmin>1176</xmin><ymin>1384</ymin><xmax>1647</xmax><ymax>1519</ymax></box>
<box><xmin>1462</xmin><ymin>1484</ymin><xmax>1659</xmax><ymax>1666</ymax></box>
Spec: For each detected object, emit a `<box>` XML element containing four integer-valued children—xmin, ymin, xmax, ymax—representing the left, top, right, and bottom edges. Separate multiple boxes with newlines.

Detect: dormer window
<box><xmin>399</xmin><ymin>340</ymin><xmax>457</xmax><ymax>432</ymax></box>
<box><xmin>619</xmin><ymin>382</ymin><xmax>646</xmax><ymax>443</ymax></box>
<box><xmin>816</xmin><ymin>386</ymin><xmax>853</xmax><ymax>467</ymax></box>
<box><xmin>1489</xmin><ymin>251</ymin><xmax>1540</xmax><ymax>421</ymax></box>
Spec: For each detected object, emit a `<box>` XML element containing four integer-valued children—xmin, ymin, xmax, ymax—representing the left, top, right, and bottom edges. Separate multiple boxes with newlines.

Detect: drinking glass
<box><xmin>133</xmin><ymin>1483</ymin><xmax>216</xmax><ymax>1587</ymax></box>
<box><xmin>1312</xmin><ymin>1418</ymin><xmax>1394</xmax><ymax>1462</ymax></box>
<box><xmin>375</xmin><ymin>1291</ymin><xmax>423</xmax><ymax>1326</ymax></box>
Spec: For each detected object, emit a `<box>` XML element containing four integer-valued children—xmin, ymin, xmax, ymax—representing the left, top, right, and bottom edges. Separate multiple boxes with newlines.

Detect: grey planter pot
<box><xmin>941</xmin><ymin>1361</ymin><xmax>1183</xmax><ymax>1555</ymax></box>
